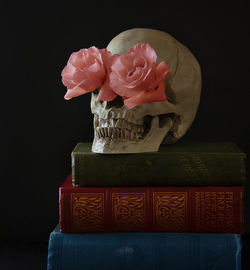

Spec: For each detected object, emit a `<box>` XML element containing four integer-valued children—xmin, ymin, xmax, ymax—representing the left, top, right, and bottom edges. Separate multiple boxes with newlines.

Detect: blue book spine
<box><xmin>47</xmin><ymin>226</ymin><xmax>241</xmax><ymax>270</ymax></box>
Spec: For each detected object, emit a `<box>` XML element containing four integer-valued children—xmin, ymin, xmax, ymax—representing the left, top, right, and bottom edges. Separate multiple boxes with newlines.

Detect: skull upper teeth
<box><xmin>94</xmin><ymin>114</ymin><xmax>144</xmax><ymax>141</ymax></box>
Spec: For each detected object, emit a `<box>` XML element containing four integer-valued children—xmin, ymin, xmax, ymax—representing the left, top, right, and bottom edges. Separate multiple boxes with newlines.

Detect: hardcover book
<box><xmin>47</xmin><ymin>225</ymin><xmax>242</xmax><ymax>270</ymax></box>
<box><xmin>71</xmin><ymin>142</ymin><xmax>246</xmax><ymax>186</ymax></box>
<box><xmin>60</xmin><ymin>175</ymin><xmax>244</xmax><ymax>234</ymax></box>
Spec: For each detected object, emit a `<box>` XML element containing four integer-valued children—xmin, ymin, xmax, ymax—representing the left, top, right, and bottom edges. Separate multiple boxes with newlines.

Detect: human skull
<box><xmin>91</xmin><ymin>28</ymin><xmax>202</xmax><ymax>153</ymax></box>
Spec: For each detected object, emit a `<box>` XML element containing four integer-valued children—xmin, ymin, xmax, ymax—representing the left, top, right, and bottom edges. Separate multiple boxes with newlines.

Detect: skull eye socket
<box><xmin>93</xmin><ymin>88</ymin><xmax>100</xmax><ymax>95</ymax></box>
<box><xmin>92</xmin><ymin>90</ymin><xmax>123</xmax><ymax>108</ymax></box>
<box><xmin>165</xmin><ymin>80</ymin><xmax>177</xmax><ymax>105</ymax></box>
<box><xmin>105</xmin><ymin>95</ymin><xmax>124</xmax><ymax>109</ymax></box>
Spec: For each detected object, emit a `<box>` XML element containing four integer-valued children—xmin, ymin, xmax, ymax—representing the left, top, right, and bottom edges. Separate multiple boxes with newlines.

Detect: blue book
<box><xmin>47</xmin><ymin>225</ymin><xmax>241</xmax><ymax>270</ymax></box>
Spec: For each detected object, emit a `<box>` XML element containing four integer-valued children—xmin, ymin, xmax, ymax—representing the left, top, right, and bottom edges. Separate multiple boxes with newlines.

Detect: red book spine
<box><xmin>59</xmin><ymin>175</ymin><xmax>244</xmax><ymax>234</ymax></box>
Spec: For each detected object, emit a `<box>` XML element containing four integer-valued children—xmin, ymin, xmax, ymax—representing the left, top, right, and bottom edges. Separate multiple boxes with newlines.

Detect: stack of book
<box><xmin>47</xmin><ymin>142</ymin><xmax>246</xmax><ymax>270</ymax></box>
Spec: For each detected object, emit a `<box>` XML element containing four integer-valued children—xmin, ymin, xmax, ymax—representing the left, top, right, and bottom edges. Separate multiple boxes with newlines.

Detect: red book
<box><xmin>59</xmin><ymin>175</ymin><xmax>244</xmax><ymax>234</ymax></box>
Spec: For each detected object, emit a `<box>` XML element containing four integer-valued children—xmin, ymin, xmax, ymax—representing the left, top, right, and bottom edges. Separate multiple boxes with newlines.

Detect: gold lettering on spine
<box><xmin>71</xmin><ymin>193</ymin><xmax>104</xmax><ymax>232</ymax></box>
<box><xmin>180</xmin><ymin>155</ymin><xmax>212</xmax><ymax>178</ymax></box>
<box><xmin>153</xmin><ymin>192</ymin><xmax>187</xmax><ymax>231</ymax></box>
<box><xmin>195</xmin><ymin>191</ymin><xmax>234</xmax><ymax>232</ymax></box>
<box><xmin>180</xmin><ymin>159</ymin><xmax>197</xmax><ymax>178</ymax></box>
<box><xmin>195</xmin><ymin>192</ymin><xmax>201</xmax><ymax>230</ymax></box>
<box><xmin>191</xmin><ymin>155</ymin><xmax>211</xmax><ymax>177</ymax></box>
<box><xmin>112</xmin><ymin>193</ymin><xmax>145</xmax><ymax>231</ymax></box>
<box><xmin>225</xmin><ymin>192</ymin><xmax>234</xmax><ymax>231</ymax></box>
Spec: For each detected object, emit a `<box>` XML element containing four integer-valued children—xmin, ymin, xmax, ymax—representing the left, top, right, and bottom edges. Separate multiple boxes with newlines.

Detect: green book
<box><xmin>71</xmin><ymin>142</ymin><xmax>246</xmax><ymax>187</ymax></box>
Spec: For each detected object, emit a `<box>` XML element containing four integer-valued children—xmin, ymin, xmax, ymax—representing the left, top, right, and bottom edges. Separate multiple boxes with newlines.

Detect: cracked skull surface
<box><xmin>91</xmin><ymin>28</ymin><xmax>202</xmax><ymax>153</ymax></box>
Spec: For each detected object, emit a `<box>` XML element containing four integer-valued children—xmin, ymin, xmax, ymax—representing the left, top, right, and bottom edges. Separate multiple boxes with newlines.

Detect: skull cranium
<box><xmin>91</xmin><ymin>28</ymin><xmax>202</xmax><ymax>153</ymax></box>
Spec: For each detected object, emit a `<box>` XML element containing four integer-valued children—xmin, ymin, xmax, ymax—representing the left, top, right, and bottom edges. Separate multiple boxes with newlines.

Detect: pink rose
<box><xmin>62</xmin><ymin>47</ymin><xmax>113</xmax><ymax>100</ymax></box>
<box><xmin>109</xmin><ymin>43</ymin><xmax>171</xmax><ymax>109</ymax></box>
<box><xmin>96</xmin><ymin>54</ymin><xmax>119</xmax><ymax>102</ymax></box>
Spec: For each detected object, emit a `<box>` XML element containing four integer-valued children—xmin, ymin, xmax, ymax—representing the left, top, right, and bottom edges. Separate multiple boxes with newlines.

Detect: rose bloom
<box><xmin>108</xmin><ymin>43</ymin><xmax>171</xmax><ymax>109</ymax></box>
<box><xmin>62</xmin><ymin>47</ymin><xmax>113</xmax><ymax>100</ymax></box>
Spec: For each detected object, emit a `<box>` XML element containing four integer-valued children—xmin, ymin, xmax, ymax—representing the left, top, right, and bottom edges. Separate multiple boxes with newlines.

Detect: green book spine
<box><xmin>72</xmin><ymin>142</ymin><xmax>246</xmax><ymax>187</ymax></box>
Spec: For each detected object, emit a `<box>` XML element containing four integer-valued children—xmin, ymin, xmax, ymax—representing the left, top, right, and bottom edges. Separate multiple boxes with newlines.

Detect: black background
<box><xmin>1</xmin><ymin>1</ymin><xmax>250</xmax><ymax>269</ymax></box>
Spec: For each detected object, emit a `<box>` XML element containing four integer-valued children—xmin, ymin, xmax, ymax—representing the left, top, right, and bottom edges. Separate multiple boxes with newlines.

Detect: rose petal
<box><xmin>62</xmin><ymin>47</ymin><xmax>112</xmax><ymax>100</ymax></box>
<box><xmin>68</xmin><ymin>52</ymin><xmax>85</xmax><ymax>70</ymax></box>
<box><xmin>64</xmin><ymin>85</ymin><xmax>91</xmax><ymax>100</ymax></box>
<box><xmin>97</xmin><ymin>53</ymin><xmax>119</xmax><ymax>101</ymax></box>
<box><xmin>150</xmin><ymin>61</ymin><xmax>171</xmax><ymax>89</ymax></box>
<box><xmin>62</xmin><ymin>62</ymin><xmax>87</xmax><ymax>88</ymax></box>
<box><xmin>82</xmin><ymin>47</ymin><xmax>103</xmax><ymax>67</ymax></box>
<box><xmin>99</xmin><ymin>48</ymin><xmax>112</xmax><ymax>64</ymax></box>
<box><xmin>77</xmin><ymin>78</ymin><xmax>103</xmax><ymax>92</ymax></box>
<box><xmin>126</xmin><ymin>65</ymin><xmax>155</xmax><ymax>89</ymax></box>
<box><xmin>128</xmin><ymin>43</ymin><xmax>157</xmax><ymax>63</ymax></box>
<box><xmin>97</xmin><ymin>81</ymin><xmax>118</xmax><ymax>101</ymax></box>
<box><xmin>109</xmin><ymin>43</ymin><xmax>159</xmax><ymax>98</ymax></box>
<box><xmin>87</xmin><ymin>61</ymin><xmax>103</xmax><ymax>73</ymax></box>
<box><xmin>88</xmin><ymin>46</ymin><xmax>103</xmax><ymax>61</ymax></box>
<box><xmin>109</xmin><ymin>71</ymin><xmax>131</xmax><ymax>96</ymax></box>
<box><xmin>110</xmin><ymin>67</ymin><xmax>156</xmax><ymax>99</ymax></box>
<box><xmin>111</xmin><ymin>57</ymin><xmax>128</xmax><ymax>78</ymax></box>
<box><xmin>119</xmin><ymin>53</ymin><xmax>135</xmax><ymax>71</ymax></box>
<box><xmin>124</xmin><ymin>81</ymin><xmax>166</xmax><ymax>109</ymax></box>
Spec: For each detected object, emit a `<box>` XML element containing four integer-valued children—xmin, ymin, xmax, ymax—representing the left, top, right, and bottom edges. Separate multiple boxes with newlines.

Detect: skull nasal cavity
<box><xmin>105</xmin><ymin>95</ymin><xmax>124</xmax><ymax>109</ymax></box>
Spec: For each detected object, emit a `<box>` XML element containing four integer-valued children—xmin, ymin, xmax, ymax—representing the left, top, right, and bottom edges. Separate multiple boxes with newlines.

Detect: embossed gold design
<box><xmin>71</xmin><ymin>193</ymin><xmax>104</xmax><ymax>232</ymax></box>
<box><xmin>113</xmin><ymin>193</ymin><xmax>145</xmax><ymax>230</ymax></box>
<box><xmin>153</xmin><ymin>192</ymin><xmax>187</xmax><ymax>231</ymax></box>
<box><xmin>195</xmin><ymin>191</ymin><xmax>234</xmax><ymax>232</ymax></box>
